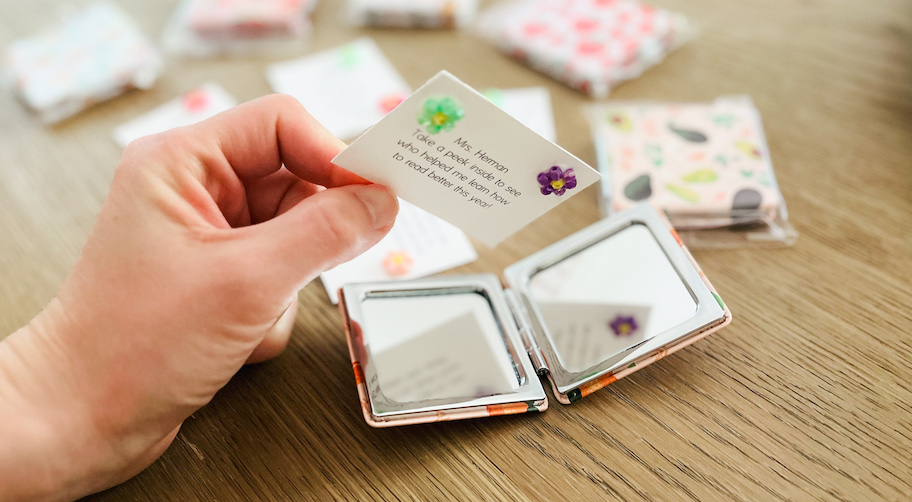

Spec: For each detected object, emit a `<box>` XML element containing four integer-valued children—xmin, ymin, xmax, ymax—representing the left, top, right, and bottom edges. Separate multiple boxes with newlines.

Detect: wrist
<box><xmin>0</xmin><ymin>300</ymin><xmax>157</xmax><ymax>499</ymax></box>
<box><xmin>0</xmin><ymin>323</ymin><xmax>94</xmax><ymax>500</ymax></box>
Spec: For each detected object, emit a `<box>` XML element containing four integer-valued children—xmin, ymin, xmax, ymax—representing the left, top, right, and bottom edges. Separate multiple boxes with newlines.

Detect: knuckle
<box><xmin>120</xmin><ymin>136</ymin><xmax>149</xmax><ymax>161</ymax></box>
<box><xmin>313</xmin><ymin>196</ymin><xmax>363</xmax><ymax>251</ymax></box>
<box><xmin>117</xmin><ymin>130</ymin><xmax>201</xmax><ymax>190</ymax></box>
<box><xmin>157</xmin><ymin>128</ymin><xmax>198</xmax><ymax>154</ymax></box>
<box><xmin>119</xmin><ymin>135</ymin><xmax>160</xmax><ymax>171</ymax></box>
<box><xmin>121</xmin><ymin>129</ymin><xmax>192</xmax><ymax>167</ymax></box>
<box><xmin>263</xmin><ymin>93</ymin><xmax>303</xmax><ymax>112</ymax></box>
<box><xmin>208</xmin><ymin>250</ymin><xmax>275</xmax><ymax>317</ymax></box>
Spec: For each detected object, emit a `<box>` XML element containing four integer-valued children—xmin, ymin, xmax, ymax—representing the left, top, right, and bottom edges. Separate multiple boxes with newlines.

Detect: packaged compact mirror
<box><xmin>338</xmin><ymin>205</ymin><xmax>732</xmax><ymax>427</ymax></box>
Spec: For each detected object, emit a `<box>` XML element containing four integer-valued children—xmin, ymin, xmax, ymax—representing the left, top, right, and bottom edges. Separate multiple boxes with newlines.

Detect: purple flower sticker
<box><xmin>538</xmin><ymin>165</ymin><xmax>577</xmax><ymax>196</ymax></box>
<box><xmin>609</xmin><ymin>316</ymin><xmax>639</xmax><ymax>337</ymax></box>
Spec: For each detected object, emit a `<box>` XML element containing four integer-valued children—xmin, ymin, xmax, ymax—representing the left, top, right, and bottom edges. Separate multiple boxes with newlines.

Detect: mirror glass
<box><xmin>359</xmin><ymin>292</ymin><xmax>521</xmax><ymax>403</ymax></box>
<box><xmin>528</xmin><ymin>223</ymin><xmax>697</xmax><ymax>372</ymax></box>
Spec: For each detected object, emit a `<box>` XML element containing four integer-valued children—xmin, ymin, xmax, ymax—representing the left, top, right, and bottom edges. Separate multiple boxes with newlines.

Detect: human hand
<box><xmin>0</xmin><ymin>95</ymin><xmax>398</xmax><ymax>500</ymax></box>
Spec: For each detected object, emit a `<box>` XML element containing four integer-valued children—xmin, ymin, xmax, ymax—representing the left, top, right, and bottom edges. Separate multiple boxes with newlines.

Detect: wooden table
<box><xmin>2</xmin><ymin>0</ymin><xmax>911</xmax><ymax>500</ymax></box>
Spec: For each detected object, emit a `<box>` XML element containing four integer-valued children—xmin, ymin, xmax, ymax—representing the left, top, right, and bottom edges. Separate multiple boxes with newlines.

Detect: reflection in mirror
<box><xmin>528</xmin><ymin>224</ymin><xmax>697</xmax><ymax>372</ymax></box>
<box><xmin>360</xmin><ymin>292</ymin><xmax>520</xmax><ymax>403</ymax></box>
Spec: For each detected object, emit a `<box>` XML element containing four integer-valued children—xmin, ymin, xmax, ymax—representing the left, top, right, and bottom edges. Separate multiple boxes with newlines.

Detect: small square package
<box><xmin>163</xmin><ymin>0</ymin><xmax>316</xmax><ymax>57</ymax></box>
<box><xmin>3</xmin><ymin>2</ymin><xmax>162</xmax><ymax>124</ymax></box>
<box><xmin>347</xmin><ymin>0</ymin><xmax>478</xmax><ymax>28</ymax></box>
<box><xmin>587</xmin><ymin>96</ymin><xmax>798</xmax><ymax>248</ymax></box>
<box><xmin>477</xmin><ymin>0</ymin><xmax>693</xmax><ymax>98</ymax></box>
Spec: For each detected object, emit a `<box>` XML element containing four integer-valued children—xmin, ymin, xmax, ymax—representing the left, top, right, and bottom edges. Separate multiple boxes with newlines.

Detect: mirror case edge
<box><xmin>337</xmin><ymin>289</ymin><xmax>394</xmax><ymax>428</ymax></box>
<box><xmin>337</xmin><ymin>277</ymin><xmax>548</xmax><ymax>428</ymax></box>
<box><xmin>503</xmin><ymin>204</ymin><xmax>733</xmax><ymax>405</ymax></box>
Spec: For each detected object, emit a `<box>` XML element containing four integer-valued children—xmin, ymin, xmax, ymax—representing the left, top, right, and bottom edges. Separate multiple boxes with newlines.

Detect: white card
<box><xmin>320</xmin><ymin>199</ymin><xmax>477</xmax><ymax>303</ymax></box>
<box><xmin>113</xmin><ymin>83</ymin><xmax>236</xmax><ymax>147</ymax></box>
<box><xmin>361</xmin><ymin>293</ymin><xmax>517</xmax><ymax>402</ymax></box>
<box><xmin>483</xmin><ymin>87</ymin><xmax>556</xmax><ymax>143</ymax></box>
<box><xmin>332</xmin><ymin>71</ymin><xmax>600</xmax><ymax>247</ymax></box>
<box><xmin>266</xmin><ymin>37</ymin><xmax>412</xmax><ymax>140</ymax></box>
<box><xmin>370</xmin><ymin>311</ymin><xmax>515</xmax><ymax>402</ymax></box>
<box><xmin>536</xmin><ymin>301</ymin><xmax>651</xmax><ymax>372</ymax></box>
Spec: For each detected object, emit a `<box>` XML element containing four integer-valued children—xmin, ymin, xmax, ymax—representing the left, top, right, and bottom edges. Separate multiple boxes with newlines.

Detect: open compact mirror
<box><xmin>338</xmin><ymin>204</ymin><xmax>731</xmax><ymax>427</ymax></box>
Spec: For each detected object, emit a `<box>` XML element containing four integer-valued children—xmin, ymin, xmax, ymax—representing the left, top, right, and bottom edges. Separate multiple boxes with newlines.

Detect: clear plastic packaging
<box><xmin>347</xmin><ymin>0</ymin><xmax>478</xmax><ymax>28</ymax></box>
<box><xmin>476</xmin><ymin>0</ymin><xmax>694</xmax><ymax>98</ymax></box>
<box><xmin>3</xmin><ymin>2</ymin><xmax>162</xmax><ymax>124</ymax></box>
<box><xmin>162</xmin><ymin>0</ymin><xmax>317</xmax><ymax>57</ymax></box>
<box><xmin>585</xmin><ymin>96</ymin><xmax>798</xmax><ymax>248</ymax></box>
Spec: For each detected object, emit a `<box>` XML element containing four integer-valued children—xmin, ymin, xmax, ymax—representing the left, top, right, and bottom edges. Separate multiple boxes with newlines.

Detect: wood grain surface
<box><xmin>2</xmin><ymin>0</ymin><xmax>911</xmax><ymax>500</ymax></box>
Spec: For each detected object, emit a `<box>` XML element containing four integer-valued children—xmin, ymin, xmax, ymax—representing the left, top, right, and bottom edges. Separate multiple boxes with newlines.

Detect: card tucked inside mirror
<box><xmin>338</xmin><ymin>204</ymin><xmax>732</xmax><ymax>427</ymax></box>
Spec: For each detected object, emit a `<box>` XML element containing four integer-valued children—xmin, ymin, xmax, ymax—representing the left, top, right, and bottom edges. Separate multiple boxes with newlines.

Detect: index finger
<box><xmin>191</xmin><ymin>94</ymin><xmax>367</xmax><ymax>187</ymax></box>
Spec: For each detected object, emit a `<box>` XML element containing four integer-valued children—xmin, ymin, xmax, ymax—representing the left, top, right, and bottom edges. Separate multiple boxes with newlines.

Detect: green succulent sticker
<box><xmin>418</xmin><ymin>96</ymin><xmax>464</xmax><ymax>134</ymax></box>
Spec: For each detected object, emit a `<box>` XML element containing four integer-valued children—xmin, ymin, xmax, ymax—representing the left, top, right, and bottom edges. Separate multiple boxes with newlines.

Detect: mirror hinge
<box><xmin>505</xmin><ymin>288</ymin><xmax>547</xmax><ymax>374</ymax></box>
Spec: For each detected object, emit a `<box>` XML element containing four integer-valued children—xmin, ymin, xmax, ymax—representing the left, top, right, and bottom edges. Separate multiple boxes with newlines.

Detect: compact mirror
<box><xmin>527</xmin><ymin>223</ymin><xmax>696</xmax><ymax>372</ymax></box>
<box><xmin>360</xmin><ymin>291</ymin><xmax>520</xmax><ymax>403</ymax></box>
<box><xmin>505</xmin><ymin>204</ymin><xmax>729</xmax><ymax>401</ymax></box>
<box><xmin>339</xmin><ymin>205</ymin><xmax>731</xmax><ymax>426</ymax></box>
<box><xmin>339</xmin><ymin>276</ymin><xmax>548</xmax><ymax>427</ymax></box>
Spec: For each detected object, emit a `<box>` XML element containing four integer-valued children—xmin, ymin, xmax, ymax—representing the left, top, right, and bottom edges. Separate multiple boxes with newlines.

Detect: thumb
<box><xmin>246</xmin><ymin>184</ymin><xmax>398</xmax><ymax>293</ymax></box>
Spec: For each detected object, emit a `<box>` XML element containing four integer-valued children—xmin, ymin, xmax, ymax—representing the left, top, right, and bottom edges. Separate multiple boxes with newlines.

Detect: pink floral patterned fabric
<box><xmin>479</xmin><ymin>0</ymin><xmax>693</xmax><ymax>97</ymax></box>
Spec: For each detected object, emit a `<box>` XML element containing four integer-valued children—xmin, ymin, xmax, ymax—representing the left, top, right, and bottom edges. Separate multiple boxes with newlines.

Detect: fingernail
<box><xmin>356</xmin><ymin>185</ymin><xmax>398</xmax><ymax>230</ymax></box>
